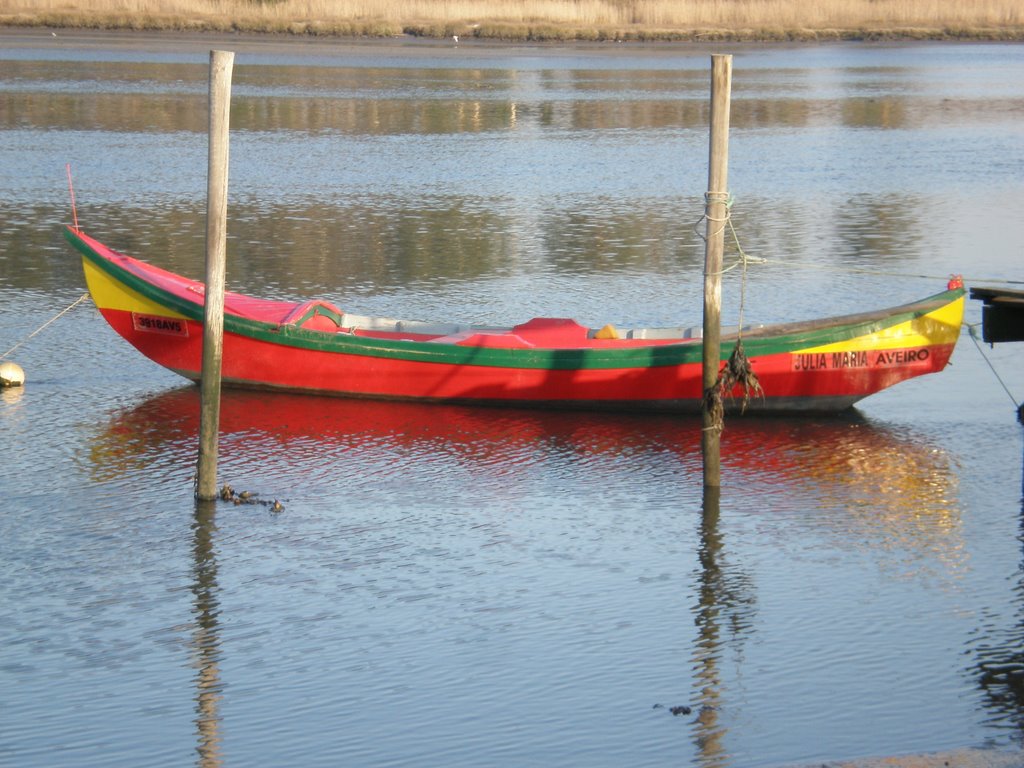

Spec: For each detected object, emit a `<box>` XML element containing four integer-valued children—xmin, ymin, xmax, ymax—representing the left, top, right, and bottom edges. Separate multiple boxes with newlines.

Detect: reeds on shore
<box><xmin>2</xmin><ymin>0</ymin><xmax>1022</xmax><ymax>41</ymax></box>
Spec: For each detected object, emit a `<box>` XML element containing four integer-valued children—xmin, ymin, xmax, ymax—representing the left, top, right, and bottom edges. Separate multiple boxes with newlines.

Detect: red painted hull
<box><xmin>97</xmin><ymin>307</ymin><xmax>957</xmax><ymax>411</ymax></box>
<box><xmin>67</xmin><ymin>226</ymin><xmax>966</xmax><ymax>413</ymax></box>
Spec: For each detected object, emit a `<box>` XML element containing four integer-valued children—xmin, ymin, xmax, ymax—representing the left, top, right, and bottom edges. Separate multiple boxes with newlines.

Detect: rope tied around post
<box><xmin>697</xmin><ymin>191</ymin><xmax>733</xmax><ymax>243</ymax></box>
<box><xmin>696</xmin><ymin>191</ymin><xmax>764</xmax><ymax>432</ymax></box>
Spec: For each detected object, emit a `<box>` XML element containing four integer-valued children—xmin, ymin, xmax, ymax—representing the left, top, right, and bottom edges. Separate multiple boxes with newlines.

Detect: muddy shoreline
<box><xmin>3</xmin><ymin>23</ymin><xmax>1024</xmax><ymax>53</ymax></box>
<box><xmin>6</xmin><ymin>24</ymin><xmax>1023</xmax><ymax>64</ymax></box>
<box><xmin>0</xmin><ymin>25</ymin><xmax>869</xmax><ymax>62</ymax></box>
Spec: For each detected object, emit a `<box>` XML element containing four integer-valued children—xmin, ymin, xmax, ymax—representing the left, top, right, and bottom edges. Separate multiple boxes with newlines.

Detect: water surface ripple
<box><xmin>2</xmin><ymin>35</ymin><xmax>1024</xmax><ymax>768</ymax></box>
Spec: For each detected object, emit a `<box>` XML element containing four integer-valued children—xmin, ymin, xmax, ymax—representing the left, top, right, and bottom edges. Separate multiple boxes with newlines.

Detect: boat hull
<box><xmin>67</xmin><ymin>227</ymin><xmax>965</xmax><ymax>414</ymax></box>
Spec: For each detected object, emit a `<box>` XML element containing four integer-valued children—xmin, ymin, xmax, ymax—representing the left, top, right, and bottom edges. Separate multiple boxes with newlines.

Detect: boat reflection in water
<box><xmin>91</xmin><ymin>387</ymin><xmax>955</xmax><ymax>480</ymax></box>
<box><xmin>89</xmin><ymin>386</ymin><xmax>965</xmax><ymax>583</ymax></box>
<box><xmin>88</xmin><ymin>387</ymin><xmax>964</xmax><ymax>765</ymax></box>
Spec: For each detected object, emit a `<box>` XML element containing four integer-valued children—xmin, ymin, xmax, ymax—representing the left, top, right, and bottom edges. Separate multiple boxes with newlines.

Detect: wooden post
<box><xmin>196</xmin><ymin>50</ymin><xmax>234</xmax><ymax>501</ymax></box>
<box><xmin>701</xmin><ymin>54</ymin><xmax>732</xmax><ymax>489</ymax></box>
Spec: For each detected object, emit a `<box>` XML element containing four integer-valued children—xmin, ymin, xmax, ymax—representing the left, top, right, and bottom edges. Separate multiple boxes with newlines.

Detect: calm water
<box><xmin>2</xmin><ymin>30</ymin><xmax>1024</xmax><ymax>767</ymax></box>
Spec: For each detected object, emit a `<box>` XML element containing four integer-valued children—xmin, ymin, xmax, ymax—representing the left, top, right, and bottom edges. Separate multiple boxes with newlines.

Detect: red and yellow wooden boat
<box><xmin>65</xmin><ymin>225</ymin><xmax>965</xmax><ymax>413</ymax></box>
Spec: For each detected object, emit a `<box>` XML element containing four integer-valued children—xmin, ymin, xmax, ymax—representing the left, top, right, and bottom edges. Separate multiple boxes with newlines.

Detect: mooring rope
<box><xmin>693</xmin><ymin>194</ymin><xmax>1020</xmax><ymax>287</ymax></box>
<box><xmin>0</xmin><ymin>292</ymin><xmax>90</xmax><ymax>360</ymax></box>
<box><xmin>965</xmin><ymin>323</ymin><xmax>1021</xmax><ymax>411</ymax></box>
<box><xmin>693</xmin><ymin>193</ymin><xmax>1023</xmax><ymax>426</ymax></box>
<box><xmin>706</xmin><ymin>241</ymin><xmax>1022</xmax><ymax>288</ymax></box>
<box><xmin>750</xmin><ymin>257</ymin><xmax>1024</xmax><ymax>287</ymax></box>
<box><xmin>696</xmin><ymin>192</ymin><xmax>766</xmax><ymax>430</ymax></box>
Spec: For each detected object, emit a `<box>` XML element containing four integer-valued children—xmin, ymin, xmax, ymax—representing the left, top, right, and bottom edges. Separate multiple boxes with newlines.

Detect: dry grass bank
<box><xmin>2</xmin><ymin>0</ymin><xmax>1023</xmax><ymax>41</ymax></box>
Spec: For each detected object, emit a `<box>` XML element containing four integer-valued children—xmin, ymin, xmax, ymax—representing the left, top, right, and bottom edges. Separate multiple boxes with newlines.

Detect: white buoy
<box><xmin>0</xmin><ymin>360</ymin><xmax>25</xmax><ymax>387</ymax></box>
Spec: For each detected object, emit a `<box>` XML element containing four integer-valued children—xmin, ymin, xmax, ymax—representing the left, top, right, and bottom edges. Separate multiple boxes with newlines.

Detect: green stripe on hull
<box><xmin>66</xmin><ymin>227</ymin><xmax>963</xmax><ymax>372</ymax></box>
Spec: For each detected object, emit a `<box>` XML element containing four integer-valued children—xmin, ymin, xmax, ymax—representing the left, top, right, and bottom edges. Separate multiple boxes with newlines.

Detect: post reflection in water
<box><xmin>691</xmin><ymin>485</ymin><xmax>756</xmax><ymax>768</ymax></box>
<box><xmin>191</xmin><ymin>499</ymin><xmax>224</xmax><ymax>768</ymax></box>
